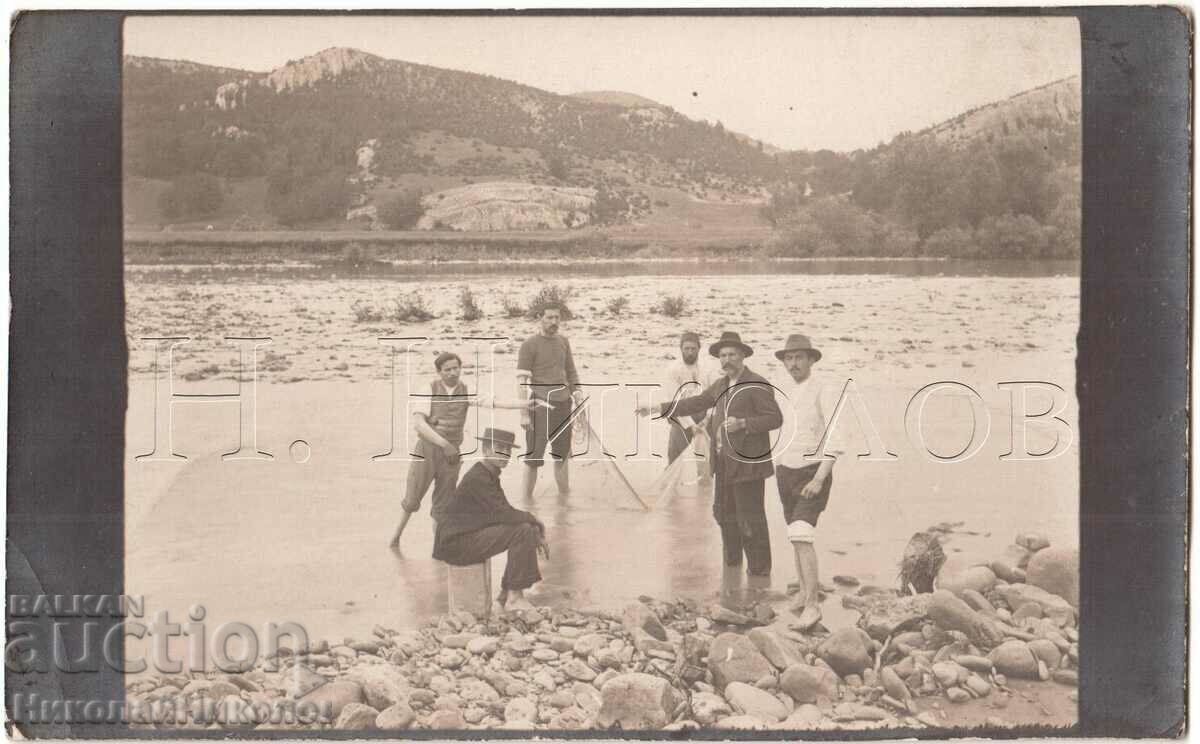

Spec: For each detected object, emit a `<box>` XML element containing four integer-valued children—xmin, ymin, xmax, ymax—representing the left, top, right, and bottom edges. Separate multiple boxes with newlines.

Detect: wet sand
<box><xmin>125</xmin><ymin>269</ymin><xmax>1078</xmax><ymax>676</ymax></box>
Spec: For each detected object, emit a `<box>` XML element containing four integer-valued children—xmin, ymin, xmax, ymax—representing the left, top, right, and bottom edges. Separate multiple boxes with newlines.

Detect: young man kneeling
<box><xmin>432</xmin><ymin>428</ymin><xmax>549</xmax><ymax>612</ymax></box>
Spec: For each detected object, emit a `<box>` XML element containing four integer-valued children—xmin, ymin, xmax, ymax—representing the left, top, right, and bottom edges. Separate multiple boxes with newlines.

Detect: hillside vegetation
<box><xmin>123</xmin><ymin>49</ymin><xmax>1079</xmax><ymax>259</ymax></box>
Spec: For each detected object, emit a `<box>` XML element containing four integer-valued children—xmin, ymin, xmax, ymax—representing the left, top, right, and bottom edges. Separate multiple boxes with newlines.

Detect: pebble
<box><xmin>563</xmin><ymin>659</ymin><xmax>598</xmax><ymax>682</ymax></box>
<box><xmin>429</xmin><ymin>708</ymin><xmax>465</xmax><ymax>730</ymax></box>
<box><xmin>532</xmin><ymin>648</ymin><xmax>558</xmax><ymax>661</ymax></box>
<box><xmin>946</xmin><ymin>687</ymin><xmax>971</xmax><ymax>703</ymax></box>
<box><xmin>466</xmin><ymin>636</ymin><xmax>499</xmax><ymax>656</ymax></box>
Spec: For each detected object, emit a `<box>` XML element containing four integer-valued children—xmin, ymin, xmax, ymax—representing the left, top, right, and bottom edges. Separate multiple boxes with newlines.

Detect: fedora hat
<box><xmin>476</xmin><ymin>427</ymin><xmax>518</xmax><ymax>453</ymax></box>
<box><xmin>708</xmin><ymin>331</ymin><xmax>754</xmax><ymax>358</ymax></box>
<box><xmin>774</xmin><ymin>333</ymin><xmax>822</xmax><ymax>362</ymax></box>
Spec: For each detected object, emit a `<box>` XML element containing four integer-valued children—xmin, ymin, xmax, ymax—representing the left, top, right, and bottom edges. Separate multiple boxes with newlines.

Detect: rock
<box><xmin>946</xmin><ymin>687</ymin><xmax>970</xmax><ymax>703</ymax></box>
<box><xmin>458</xmin><ymin>679</ymin><xmax>500</xmax><ymax>704</ymax></box>
<box><xmin>504</xmin><ymin>697</ymin><xmax>538</xmax><ymax>723</ymax></box>
<box><xmin>532</xmin><ymin>648</ymin><xmax>558</xmax><ymax>661</ymax></box>
<box><xmin>207</xmin><ymin>680</ymin><xmax>241</xmax><ymax>699</ymax></box>
<box><xmin>1027</xmin><ymin>638</ymin><xmax>1063</xmax><ymax>669</ymax></box>
<box><xmin>1038</xmin><ymin>659</ymin><xmax>1051</xmax><ymax>681</ymax></box>
<box><xmin>532</xmin><ymin>670</ymin><xmax>557</xmax><ymax>691</ymax></box>
<box><xmin>989</xmin><ymin>640</ymin><xmax>1039</xmax><ymax>679</ymax></box>
<box><xmin>299</xmin><ymin>680</ymin><xmax>364</xmax><ymax>719</ymax></box>
<box><xmin>429</xmin><ymin>708</ymin><xmax>465</xmax><ymax>730</ymax></box>
<box><xmin>335</xmin><ymin>702</ymin><xmax>378</xmax><ymax>730</ymax></box>
<box><xmin>573</xmin><ymin>633</ymin><xmax>608</xmax><ymax>657</ymax></box>
<box><xmin>937</xmin><ymin>564</ymin><xmax>998</xmax><ymax>597</ymax></box>
<box><xmin>708</xmin><ymin>633</ymin><xmax>775</xmax><ymax>689</ymax></box>
<box><xmin>550</xmin><ymin>706</ymin><xmax>589</xmax><ymax>729</ymax></box>
<box><xmin>754</xmin><ymin>674</ymin><xmax>777</xmax><ymax>690</ymax></box>
<box><xmin>433</xmin><ymin>693</ymin><xmax>462</xmax><ymax>711</ymax></box>
<box><xmin>844</xmin><ymin>673</ymin><xmax>863</xmax><ymax>688</ymax></box>
<box><xmin>747</xmin><ymin>628</ymin><xmax>804</xmax><ymax>670</ymax></box>
<box><xmin>928</xmin><ymin>590</ymin><xmax>1005</xmax><ymax>646</ymax></box>
<box><xmin>953</xmin><ymin>654</ymin><xmax>994</xmax><ymax>674</ymax></box>
<box><xmin>348</xmin><ymin>639</ymin><xmax>381</xmax><ymax>654</ymax></box>
<box><xmin>817</xmin><ymin>627</ymin><xmax>873</xmax><ymax>677</ymax></box>
<box><xmin>418</xmin><ymin>182</ymin><xmax>597</xmax><ymax>232</ymax></box>
<box><xmin>572</xmin><ymin>682</ymin><xmax>602</xmax><ymax>714</ymax></box>
<box><xmin>1053</xmin><ymin>669</ymin><xmax>1078</xmax><ymax>686</ymax></box>
<box><xmin>843</xmin><ymin>593</ymin><xmax>931</xmax><ymax>641</ymax></box>
<box><xmin>715</xmin><ymin>714</ymin><xmax>770</xmax><ymax>730</ymax></box>
<box><xmin>547</xmin><ymin>690</ymin><xmax>575</xmax><ymax>709</ymax></box>
<box><xmin>1012</xmin><ymin>602</ymin><xmax>1044</xmax><ymax>623</ymax></box>
<box><xmin>964</xmin><ymin>673</ymin><xmax>991</xmax><ymax>697</ymax></box>
<box><xmin>466</xmin><ymin>636</ymin><xmax>499</xmax><ymax>656</ymax></box>
<box><xmin>563</xmin><ymin>659</ymin><xmax>598</xmax><ymax>682</ymax></box>
<box><xmin>549</xmin><ymin>636</ymin><xmax>575</xmax><ymax>653</ymax></box>
<box><xmin>961</xmin><ymin>589</ymin><xmax>996</xmax><ymax>614</ymax></box>
<box><xmin>785</xmin><ymin>703</ymin><xmax>824</xmax><ymax>727</ymax></box>
<box><xmin>375</xmin><ymin>703</ymin><xmax>415</xmax><ymax>730</ymax></box>
<box><xmin>779</xmin><ymin>663</ymin><xmax>839</xmax><ymax>704</ymax></box>
<box><xmin>997</xmin><ymin>584</ymin><xmax>1075</xmax><ymax>622</ymax></box>
<box><xmin>435</xmin><ymin>649</ymin><xmax>465</xmax><ymax>669</ymax></box>
<box><xmin>916</xmin><ymin>711</ymin><xmax>943</xmax><ymax>727</ymax></box>
<box><xmin>690</xmin><ymin>691</ymin><xmax>732</xmax><ymax>725</ymax></box>
<box><xmin>931</xmin><ymin>662</ymin><xmax>961</xmax><ymax>687</ymax></box>
<box><xmin>833</xmin><ymin>575</ymin><xmax>860</xmax><ymax>587</ymax></box>
<box><xmin>834</xmin><ymin>703</ymin><xmax>889</xmax><ymax>721</ymax></box>
<box><xmin>345</xmin><ymin>665</ymin><xmax>410</xmax><ymax>711</ymax></box>
<box><xmin>407</xmin><ymin>689</ymin><xmax>435</xmax><ymax>707</ymax></box>
<box><xmin>991</xmin><ymin>544</ymin><xmax>1033</xmax><ymax>583</ymax></box>
<box><xmin>622</xmin><ymin>602</ymin><xmax>667</xmax><ymax>641</ymax></box>
<box><xmin>1015</xmin><ymin>532</ymin><xmax>1051</xmax><ymax>552</ymax></box>
<box><xmin>708</xmin><ymin>605</ymin><xmax>757</xmax><ymax>626</ymax></box>
<box><xmin>1025</xmin><ymin>546</ymin><xmax>1079</xmax><ymax>607</ymax></box>
<box><xmin>596</xmin><ymin>673</ymin><xmax>680</xmax><ymax>729</ymax></box>
<box><xmin>879</xmin><ymin>667</ymin><xmax>912</xmax><ymax>708</ymax></box>
<box><xmin>724</xmin><ymin>682</ymin><xmax>788</xmax><ymax>723</ymax></box>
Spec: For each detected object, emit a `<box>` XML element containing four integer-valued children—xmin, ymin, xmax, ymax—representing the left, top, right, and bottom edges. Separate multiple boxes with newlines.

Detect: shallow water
<box><xmin>125</xmin><ymin>266</ymin><xmax>1078</xmax><ymax>662</ymax></box>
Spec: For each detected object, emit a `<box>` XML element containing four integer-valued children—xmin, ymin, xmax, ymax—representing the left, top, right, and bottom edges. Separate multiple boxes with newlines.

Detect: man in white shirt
<box><xmin>663</xmin><ymin>331</ymin><xmax>719</xmax><ymax>465</ymax></box>
<box><xmin>773</xmin><ymin>334</ymin><xmax>840</xmax><ymax>629</ymax></box>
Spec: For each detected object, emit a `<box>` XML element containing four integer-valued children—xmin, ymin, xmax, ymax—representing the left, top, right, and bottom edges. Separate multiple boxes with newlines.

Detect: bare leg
<box><xmin>553</xmin><ymin>459</ymin><xmax>570</xmax><ymax>496</ymax></box>
<box><xmin>389</xmin><ymin>511</ymin><xmax>414</xmax><ymax>549</ymax></box>
<box><xmin>505</xmin><ymin>589</ymin><xmax>535</xmax><ymax>612</ymax></box>
<box><xmin>789</xmin><ymin>545</ymin><xmax>806</xmax><ymax>604</ymax></box>
<box><xmin>522</xmin><ymin>465</ymin><xmax>537</xmax><ymax>500</ymax></box>
<box><xmin>794</xmin><ymin>541</ymin><xmax>822</xmax><ymax>628</ymax></box>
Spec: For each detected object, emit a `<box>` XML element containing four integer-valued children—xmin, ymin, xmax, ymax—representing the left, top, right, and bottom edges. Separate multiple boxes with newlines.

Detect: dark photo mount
<box><xmin>7</xmin><ymin>8</ymin><xmax>1189</xmax><ymax>738</ymax></box>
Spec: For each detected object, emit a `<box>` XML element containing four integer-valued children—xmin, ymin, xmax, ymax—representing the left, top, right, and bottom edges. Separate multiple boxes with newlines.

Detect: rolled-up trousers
<box><xmin>713</xmin><ymin>474</ymin><xmax>771</xmax><ymax>575</ymax></box>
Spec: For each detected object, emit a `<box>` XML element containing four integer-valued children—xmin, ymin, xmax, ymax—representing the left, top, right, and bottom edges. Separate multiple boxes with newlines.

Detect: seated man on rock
<box><xmin>432</xmin><ymin>427</ymin><xmax>549</xmax><ymax>612</ymax></box>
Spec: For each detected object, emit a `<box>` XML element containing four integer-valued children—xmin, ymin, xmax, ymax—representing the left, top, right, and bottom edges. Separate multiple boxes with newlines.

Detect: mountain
<box><xmin>926</xmin><ymin>76</ymin><xmax>1080</xmax><ymax>147</ymax></box>
<box><xmin>569</xmin><ymin>90</ymin><xmax>666</xmax><ymax>108</ymax></box>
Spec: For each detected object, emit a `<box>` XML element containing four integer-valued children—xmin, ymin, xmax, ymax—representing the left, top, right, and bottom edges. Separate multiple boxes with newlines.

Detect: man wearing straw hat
<box><xmin>432</xmin><ymin>428</ymin><xmax>550</xmax><ymax>612</ymax></box>
<box><xmin>638</xmin><ymin>331</ymin><xmax>783</xmax><ymax>576</ymax></box>
<box><xmin>773</xmin><ymin>333</ymin><xmax>840</xmax><ymax>629</ymax></box>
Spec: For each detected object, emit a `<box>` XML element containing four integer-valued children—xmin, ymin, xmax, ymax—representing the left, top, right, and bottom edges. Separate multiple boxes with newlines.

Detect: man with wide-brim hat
<box><xmin>638</xmin><ymin>331</ymin><xmax>783</xmax><ymax>576</ymax></box>
<box><xmin>772</xmin><ymin>333</ymin><xmax>841</xmax><ymax>630</ymax></box>
<box><xmin>432</xmin><ymin>428</ymin><xmax>549</xmax><ymax>612</ymax></box>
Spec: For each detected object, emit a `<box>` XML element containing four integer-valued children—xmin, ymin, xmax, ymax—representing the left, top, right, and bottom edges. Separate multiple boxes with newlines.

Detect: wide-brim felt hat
<box><xmin>709</xmin><ymin>331</ymin><xmax>754</xmax><ymax>358</ymax></box>
<box><xmin>774</xmin><ymin>333</ymin><xmax>822</xmax><ymax>362</ymax></box>
<box><xmin>477</xmin><ymin>427</ymin><xmax>518</xmax><ymax>452</ymax></box>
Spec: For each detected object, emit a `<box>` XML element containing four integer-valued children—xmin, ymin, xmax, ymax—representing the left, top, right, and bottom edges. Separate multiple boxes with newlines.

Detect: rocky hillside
<box><xmin>927</xmin><ymin>77</ymin><xmax>1080</xmax><ymax>147</ymax></box>
<box><xmin>416</xmin><ymin>182</ymin><xmax>597</xmax><ymax>231</ymax></box>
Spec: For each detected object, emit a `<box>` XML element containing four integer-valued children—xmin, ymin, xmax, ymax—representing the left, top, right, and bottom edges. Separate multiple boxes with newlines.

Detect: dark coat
<box><xmin>664</xmin><ymin>367</ymin><xmax>783</xmax><ymax>483</ymax></box>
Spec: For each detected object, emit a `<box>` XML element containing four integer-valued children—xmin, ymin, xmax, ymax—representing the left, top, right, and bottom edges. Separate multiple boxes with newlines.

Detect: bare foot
<box><xmin>505</xmin><ymin>595</ymin><xmax>536</xmax><ymax>613</ymax></box>
<box><xmin>794</xmin><ymin>604</ymin><xmax>822</xmax><ymax>630</ymax></box>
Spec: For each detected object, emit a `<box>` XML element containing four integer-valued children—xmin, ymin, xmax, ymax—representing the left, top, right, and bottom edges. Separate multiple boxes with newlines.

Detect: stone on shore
<box><xmin>997</xmin><ymin>584</ymin><xmax>1075</xmax><ymax>625</ymax></box>
<box><xmin>844</xmin><ymin>593</ymin><xmax>931</xmax><ymax>640</ymax></box>
<box><xmin>335</xmin><ymin>703</ymin><xmax>379</xmax><ymax>730</ymax></box>
<box><xmin>817</xmin><ymin>627</ymin><xmax>873</xmax><ymax>677</ymax></box>
<box><xmin>690</xmin><ymin>691</ymin><xmax>732</xmax><ymax>725</ymax></box>
<box><xmin>989</xmin><ymin>640</ymin><xmax>1040</xmax><ymax>679</ymax></box>
<box><xmin>928</xmin><ymin>590</ymin><xmax>1005</xmax><ymax>646</ymax></box>
<box><xmin>990</xmin><ymin>544</ymin><xmax>1033</xmax><ymax>583</ymax></box>
<box><xmin>936</xmin><ymin>564</ymin><xmax>998</xmax><ymax>597</ymax></box>
<box><xmin>622</xmin><ymin>603</ymin><xmax>667</xmax><ymax>641</ymax></box>
<box><xmin>747</xmin><ymin>627</ymin><xmax>804</xmax><ymax>670</ymax></box>
<box><xmin>1015</xmin><ymin>532</ymin><xmax>1051</xmax><ymax>552</ymax></box>
<box><xmin>708</xmin><ymin>633</ymin><xmax>775</xmax><ymax>689</ymax></box>
<box><xmin>1027</xmin><ymin>639</ymin><xmax>1063</xmax><ymax>669</ymax></box>
<box><xmin>299</xmin><ymin>680</ymin><xmax>364</xmax><ymax>719</ymax></box>
<box><xmin>1025</xmin><ymin>546</ymin><xmax>1079</xmax><ymax>607</ymax></box>
<box><xmin>345</xmin><ymin>665</ymin><xmax>410</xmax><ymax>711</ymax></box>
<box><xmin>504</xmin><ymin>697</ymin><xmax>538</xmax><ymax>723</ymax></box>
<box><xmin>596</xmin><ymin>673</ymin><xmax>680</xmax><ymax>729</ymax></box>
<box><xmin>780</xmin><ymin>663</ymin><xmax>840</xmax><ymax>704</ymax></box>
<box><xmin>429</xmin><ymin>708</ymin><xmax>465</xmax><ymax>729</ymax></box>
<box><xmin>724</xmin><ymin>682</ymin><xmax>788</xmax><ymax>722</ymax></box>
<box><xmin>375</xmin><ymin>703</ymin><xmax>415</xmax><ymax>730</ymax></box>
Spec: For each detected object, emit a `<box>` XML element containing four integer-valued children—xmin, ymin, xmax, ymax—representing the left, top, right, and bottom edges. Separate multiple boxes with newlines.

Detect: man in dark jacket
<box><xmin>432</xmin><ymin>428</ymin><xmax>549</xmax><ymax>611</ymax></box>
<box><xmin>638</xmin><ymin>331</ymin><xmax>783</xmax><ymax>575</ymax></box>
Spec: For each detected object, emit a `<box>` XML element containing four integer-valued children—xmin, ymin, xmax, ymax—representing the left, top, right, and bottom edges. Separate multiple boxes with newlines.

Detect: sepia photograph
<box><xmin>117</xmin><ymin>14</ymin><xmax>1082</xmax><ymax>734</ymax></box>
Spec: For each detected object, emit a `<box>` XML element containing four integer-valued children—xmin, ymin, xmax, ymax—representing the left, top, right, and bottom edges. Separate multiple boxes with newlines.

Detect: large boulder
<box><xmin>1025</xmin><ymin>546</ymin><xmax>1079</xmax><ymax>607</ymax></box>
<box><xmin>990</xmin><ymin>544</ymin><xmax>1032</xmax><ymax>583</ymax></box>
<box><xmin>689</xmin><ymin>692</ymin><xmax>732</xmax><ymax>726</ymax></box>
<box><xmin>747</xmin><ymin>628</ymin><xmax>804</xmax><ymax>670</ymax></box>
<box><xmin>345</xmin><ymin>665</ymin><xmax>410</xmax><ymax>711</ymax></box>
<box><xmin>375</xmin><ymin>703</ymin><xmax>415</xmax><ymax>730</ymax></box>
<box><xmin>936</xmin><ymin>564</ymin><xmax>997</xmax><ymax>597</ymax></box>
<box><xmin>708</xmin><ymin>633</ymin><xmax>774</xmax><ymax>689</ymax></box>
<box><xmin>334</xmin><ymin>702</ymin><xmax>379</xmax><ymax>730</ymax></box>
<box><xmin>843</xmin><ymin>593</ymin><xmax>931</xmax><ymax>640</ymax></box>
<box><xmin>927</xmin><ymin>590</ymin><xmax>1005</xmax><ymax>646</ymax></box>
<box><xmin>724</xmin><ymin>682</ymin><xmax>789</xmax><ymax>723</ymax></box>
<box><xmin>299</xmin><ymin>680</ymin><xmax>364</xmax><ymax>719</ymax></box>
<box><xmin>997</xmin><ymin>583</ymin><xmax>1075</xmax><ymax>624</ymax></box>
<box><xmin>989</xmin><ymin>640</ymin><xmax>1040</xmax><ymax>679</ymax></box>
<box><xmin>779</xmin><ymin>663</ymin><xmax>840</xmax><ymax>704</ymax></box>
<box><xmin>817</xmin><ymin>628</ymin><xmax>873</xmax><ymax>678</ymax></box>
<box><xmin>596</xmin><ymin>673</ymin><xmax>680</xmax><ymax>729</ymax></box>
<box><xmin>622</xmin><ymin>603</ymin><xmax>668</xmax><ymax>642</ymax></box>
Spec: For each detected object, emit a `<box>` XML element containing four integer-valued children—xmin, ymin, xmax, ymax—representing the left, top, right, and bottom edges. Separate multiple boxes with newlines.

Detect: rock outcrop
<box><xmin>417</xmin><ymin>182</ymin><xmax>596</xmax><ymax>232</ymax></box>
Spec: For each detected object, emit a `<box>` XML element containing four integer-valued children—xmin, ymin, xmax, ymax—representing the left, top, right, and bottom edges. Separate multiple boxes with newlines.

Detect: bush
<box><xmin>351</xmin><ymin>300</ymin><xmax>384</xmax><ymax>324</ymax></box>
<box><xmin>392</xmin><ymin>294</ymin><xmax>435</xmax><ymax>323</ymax></box>
<box><xmin>526</xmin><ymin>284</ymin><xmax>575</xmax><ymax>320</ymax></box>
<box><xmin>606</xmin><ymin>295</ymin><xmax>630</xmax><ymax>316</ymax></box>
<box><xmin>459</xmin><ymin>286</ymin><xmax>484</xmax><ymax>321</ymax></box>
<box><xmin>652</xmin><ymin>295</ymin><xmax>688</xmax><ymax>318</ymax></box>
<box><xmin>158</xmin><ymin>173</ymin><xmax>223</xmax><ymax>221</ymax></box>
<box><xmin>266</xmin><ymin>169</ymin><xmax>350</xmax><ymax>227</ymax></box>
<box><xmin>922</xmin><ymin>226</ymin><xmax>977</xmax><ymax>257</ymax></box>
<box><xmin>501</xmin><ymin>297</ymin><xmax>526</xmax><ymax>318</ymax></box>
<box><xmin>378</xmin><ymin>190</ymin><xmax>425</xmax><ymax>230</ymax></box>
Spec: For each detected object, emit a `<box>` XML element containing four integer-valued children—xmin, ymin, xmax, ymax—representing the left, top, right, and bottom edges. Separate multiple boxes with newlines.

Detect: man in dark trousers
<box><xmin>432</xmin><ymin>428</ymin><xmax>549</xmax><ymax>612</ymax></box>
<box><xmin>638</xmin><ymin>331</ymin><xmax>783</xmax><ymax>576</ymax></box>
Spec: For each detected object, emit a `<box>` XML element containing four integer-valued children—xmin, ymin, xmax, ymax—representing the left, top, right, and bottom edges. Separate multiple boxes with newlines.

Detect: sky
<box><xmin>125</xmin><ymin>15</ymin><xmax>1080</xmax><ymax>152</ymax></box>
